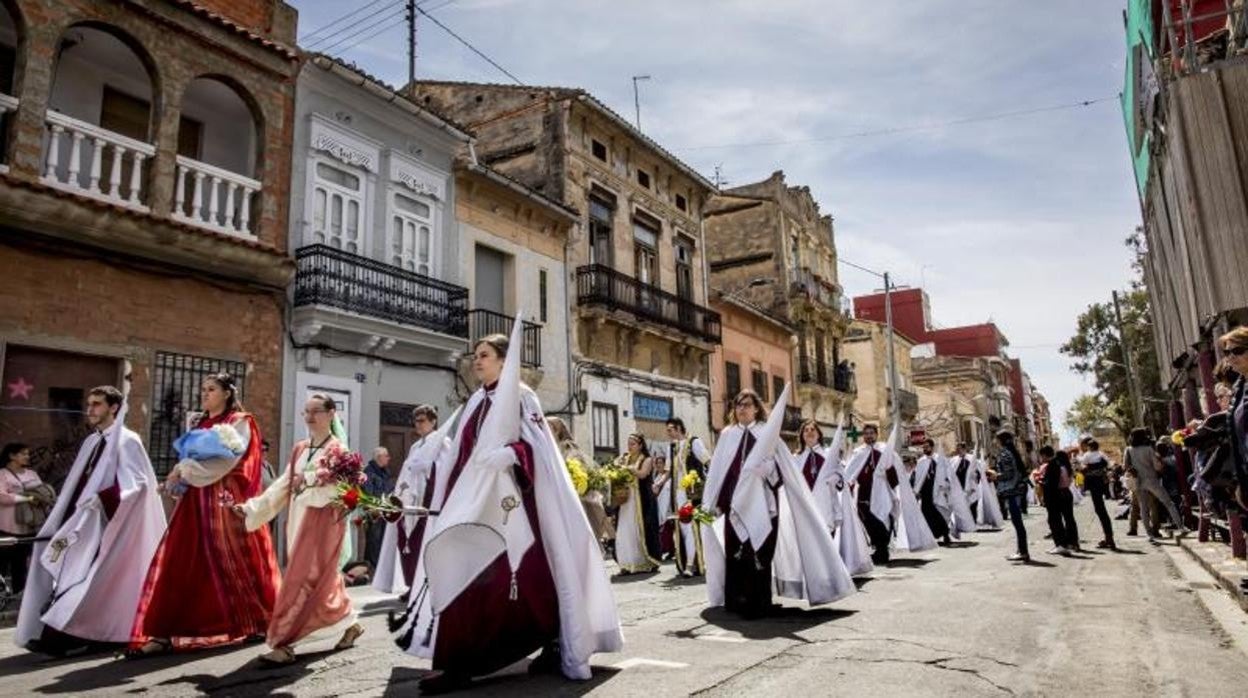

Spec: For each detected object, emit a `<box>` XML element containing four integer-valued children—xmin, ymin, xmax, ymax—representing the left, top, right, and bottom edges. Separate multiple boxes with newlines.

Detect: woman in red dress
<box><xmin>127</xmin><ymin>373</ymin><xmax>280</xmax><ymax>656</ymax></box>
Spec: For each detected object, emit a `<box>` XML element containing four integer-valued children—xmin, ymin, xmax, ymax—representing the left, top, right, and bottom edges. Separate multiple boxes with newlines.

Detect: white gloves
<box><xmin>479</xmin><ymin>446</ymin><xmax>517</xmax><ymax>473</ymax></box>
<box><xmin>12</xmin><ymin>494</ymin><xmax>31</xmax><ymax>504</ymax></box>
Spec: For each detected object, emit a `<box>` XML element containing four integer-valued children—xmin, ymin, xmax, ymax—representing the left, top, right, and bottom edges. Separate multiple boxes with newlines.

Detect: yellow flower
<box><xmin>679</xmin><ymin>470</ymin><xmax>701</xmax><ymax>491</ymax></box>
<box><xmin>1171</xmin><ymin>430</ymin><xmax>1185</xmax><ymax>447</ymax></box>
<box><xmin>565</xmin><ymin>457</ymin><xmax>589</xmax><ymax>496</ymax></box>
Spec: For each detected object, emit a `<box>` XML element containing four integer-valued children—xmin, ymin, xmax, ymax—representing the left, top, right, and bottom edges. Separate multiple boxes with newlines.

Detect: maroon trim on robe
<box><xmin>432</xmin><ymin>433</ymin><xmax>559</xmax><ymax>677</ymax></box>
<box><xmin>855</xmin><ymin>448</ymin><xmax>898</xmax><ymax>506</ymax></box>
<box><xmin>716</xmin><ymin>430</ymin><xmax>777</xmax><ymax>616</ymax></box>
<box><xmin>802</xmin><ymin>451</ymin><xmax>824</xmax><ymax>490</ymax></box>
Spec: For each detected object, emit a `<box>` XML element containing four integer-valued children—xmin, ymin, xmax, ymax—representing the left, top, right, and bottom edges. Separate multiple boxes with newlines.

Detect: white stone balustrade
<box><xmin>42</xmin><ymin>110</ymin><xmax>155</xmax><ymax>211</ymax></box>
<box><xmin>173</xmin><ymin>155</ymin><xmax>260</xmax><ymax>240</ymax></box>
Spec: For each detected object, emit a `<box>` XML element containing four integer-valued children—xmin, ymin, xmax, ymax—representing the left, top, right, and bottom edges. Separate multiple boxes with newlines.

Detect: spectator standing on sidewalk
<box><xmin>994</xmin><ymin>430</ymin><xmax>1030</xmax><ymax>562</ymax></box>
<box><xmin>361</xmin><ymin>447</ymin><xmax>393</xmax><ymax>570</ymax></box>
<box><xmin>1077</xmin><ymin>439</ymin><xmax>1117</xmax><ymax>550</ymax></box>
<box><xmin>1125</xmin><ymin>428</ymin><xmax>1189</xmax><ymax>542</ymax></box>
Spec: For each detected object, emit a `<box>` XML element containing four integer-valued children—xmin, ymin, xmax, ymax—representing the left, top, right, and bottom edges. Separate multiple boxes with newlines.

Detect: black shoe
<box><xmin>418</xmin><ymin>671</ymin><xmax>472</xmax><ymax>695</ymax></box>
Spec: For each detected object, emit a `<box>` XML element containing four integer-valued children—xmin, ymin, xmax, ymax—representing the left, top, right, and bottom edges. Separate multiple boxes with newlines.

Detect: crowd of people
<box><xmin>20</xmin><ymin>316</ymin><xmax>1236</xmax><ymax>693</ymax></box>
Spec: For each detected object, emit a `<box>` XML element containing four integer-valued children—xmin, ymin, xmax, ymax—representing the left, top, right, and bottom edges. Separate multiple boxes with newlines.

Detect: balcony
<box><xmin>576</xmin><ymin>264</ymin><xmax>721</xmax><ymax>344</ymax></box>
<box><xmin>172</xmin><ymin>155</ymin><xmax>261</xmax><ymax>240</ymax></box>
<box><xmin>790</xmin><ymin>267</ymin><xmax>841</xmax><ymax>310</ymax></box>
<box><xmin>798</xmin><ymin>356</ymin><xmax>857</xmax><ymax>394</ymax></box>
<box><xmin>468</xmin><ymin>308</ymin><xmax>542</xmax><ymax>368</ymax></box>
<box><xmin>42</xmin><ymin>111</ymin><xmax>156</xmax><ymax>212</ymax></box>
<box><xmin>293</xmin><ymin>244</ymin><xmax>468</xmax><ymax>344</ymax></box>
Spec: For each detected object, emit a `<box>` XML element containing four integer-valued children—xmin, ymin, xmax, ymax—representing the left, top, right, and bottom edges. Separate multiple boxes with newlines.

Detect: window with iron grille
<box><xmin>772</xmin><ymin>375</ymin><xmax>785</xmax><ymax>404</ymax></box>
<box><xmin>751</xmin><ymin>363</ymin><xmax>768</xmax><ymax>402</ymax></box>
<box><xmin>150</xmin><ymin>351</ymin><xmax>246</xmax><ymax>476</ymax></box>
<box><xmin>725</xmin><ymin>362</ymin><xmax>741</xmax><ymax>403</ymax></box>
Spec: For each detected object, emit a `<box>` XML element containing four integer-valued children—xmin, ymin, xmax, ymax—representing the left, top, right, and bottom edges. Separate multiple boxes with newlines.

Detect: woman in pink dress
<box><xmin>236</xmin><ymin>393</ymin><xmax>363</xmax><ymax>664</ymax></box>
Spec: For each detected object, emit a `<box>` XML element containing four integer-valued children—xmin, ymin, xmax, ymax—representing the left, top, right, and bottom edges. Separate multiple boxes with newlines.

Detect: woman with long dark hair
<box><xmin>612</xmin><ymin>433</ymin><xmax>661</xmax><ymax>574</ymax></box>
<box><xmin>128</xmin><ymin>373</ymin><xmax>280</xmax><ymax>657</ymax></box>
<box><xmin>1125</xmin><ymin>427</ymin><xmax>1188</xmax><ymax>542</ymax></box>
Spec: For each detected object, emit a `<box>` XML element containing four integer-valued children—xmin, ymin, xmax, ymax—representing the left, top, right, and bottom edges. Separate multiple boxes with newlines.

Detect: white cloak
<box><xmin>400</xmin><ymin>385</ymin><xmax>623</xmax><ymax>679</ymax></box>
<box><xmin>975</xmin><ymin>458</ymin><xmax>1005</xmax><ymax>528</ymax></box>
<box><xmin>938</xmin><ymin>453</ymin><xmax>977</xmax><ymax>536</ymax></box>
<box><xmin>701</xmin><ymin>421</ymin><xmax>855</xmax><ymax>608</ymax></box>
<box><xmin>888</xmin><ymin>448</ymin><xmax>938</xmax><ymax>553</ymax></box>
<box><xmin>16</xmin><ymin>422</ymin><xmax>166</xmax><ymax>646</ymax></box>
<box><xmin>373</xmin><ymin>425</ymin><xmax>454</xmax><ymax>595</ymax></box>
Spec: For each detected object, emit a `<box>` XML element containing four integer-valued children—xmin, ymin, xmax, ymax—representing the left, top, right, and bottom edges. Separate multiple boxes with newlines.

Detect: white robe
<box><xmin>16</xmin><ymin>422</ymin><xmax>166</xmax><ymax>646</ymax></box>
<box><xmin>400</xmin><ymin>385</ymin><xmax>622</xmax><ymax>680</ymax></box>
<box><xmin>373</xmin><ymin>432</ymin><xmax>444</xmax><ymax>595</ymax></box>
<box><xmin>701</xmin><ymin>422</ymin><xmax>855</xmax><ymax>608</ymax></box>
<box><xmin>888</xmin><ymin>449</ymin><xmax>938</xmax><ymax>553</ymax></box>
<box><xmin>939</xmin><ymin>453</ymin><xmax>977</xmax><ymax>536</ymax></box>
<box><xmin>975</xmin><ymin>458</ymin><xmax>1005</xmax><ymax>528</ymax></box>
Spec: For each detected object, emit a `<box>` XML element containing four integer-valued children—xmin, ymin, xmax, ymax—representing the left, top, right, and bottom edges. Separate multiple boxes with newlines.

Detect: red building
<box><xmin>853</xmin><ymin>289</ymin><xmax>1009</xmax><ymax>359</ymax></box>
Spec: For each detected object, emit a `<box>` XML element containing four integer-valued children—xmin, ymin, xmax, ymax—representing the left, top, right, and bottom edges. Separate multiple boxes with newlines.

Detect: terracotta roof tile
<box><xmin>171</xmin><ymin>0</ymin><xmax>298</xmax><ymax>59</ymax></box>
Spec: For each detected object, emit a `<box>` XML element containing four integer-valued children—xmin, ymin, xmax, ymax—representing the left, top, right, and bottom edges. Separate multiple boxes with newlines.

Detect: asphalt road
<box><xmin>2</xmin><ymin>504</ymin><xmax>1247</xmax><ymax>697</ymax></box>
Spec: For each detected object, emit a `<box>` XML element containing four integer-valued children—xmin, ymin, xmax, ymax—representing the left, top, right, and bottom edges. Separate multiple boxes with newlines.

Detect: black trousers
<box><xmin>860</xmin><ymin>504</ymin><xmax>893</xmax><ymax>563</ymax></box>
<box><xmin>1059</xmin><ymin>490</ymin><xmax>1079</xmax><ymax>549</ymax></box>
<box><xmin>0</xmin><ymin>539</ymin><xmax>30</xmax><ymax>594</ymax></box>
<box><xmin>1085</xmin><ymin>477</ymin><xmax>1115</xmax><ymax>544</ymax></box>
<box><xmin>1045</xmin><ymin>503</ymin><xmax>1068</xmax><ymax>548</ymax></box>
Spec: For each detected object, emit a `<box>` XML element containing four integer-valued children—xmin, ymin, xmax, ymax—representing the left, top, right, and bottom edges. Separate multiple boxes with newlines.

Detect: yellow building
<box><xmin>841</xmin><ymin>319</ymin><xmax>919</xmax><ymax>438</ymax></box>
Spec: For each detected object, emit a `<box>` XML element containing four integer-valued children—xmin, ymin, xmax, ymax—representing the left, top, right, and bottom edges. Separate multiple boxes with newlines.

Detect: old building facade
<box><xmin>410</xmin><ymin>82</ymin><xmax>719</xmax><ymax>461</ymax></box>
<box><xmin>703</xmin><ymin>171</ymin><xmax>854</xmax><ymax>436</ymax></box>
<box><xmin>454</xmin><ymin>161</ymin><xmax>576</xmax><ymax>409</ymax></box>
<box><xmin>911</xmin><ymin>354</ymin><xmax>1014</xmax><ymax>453</ymax></box>
<box><xmin>708</xmin><ymin>293</ymin><xmax>798</xmax><ymax>438</ymax></box>
<box><xmin>282</xmin><ymin>55</ymin><xmax>472</xmax><ymax>460</ymax></box>
<box><xmin>841</xmin><ymin>319</ymin><xmax>918</xmax><ymax>438</ymax></box>
<box><xmin>0</xmin><ymin>0</ymin><xmax>298</xmax><ymax>482</ymax></box>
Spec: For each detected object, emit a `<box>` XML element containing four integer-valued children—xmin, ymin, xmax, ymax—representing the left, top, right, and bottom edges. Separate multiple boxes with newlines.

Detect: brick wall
<box><xmin>0</xmin><ymin>241</ymin><xmax>285</xmax><ymax>447</ymax></box>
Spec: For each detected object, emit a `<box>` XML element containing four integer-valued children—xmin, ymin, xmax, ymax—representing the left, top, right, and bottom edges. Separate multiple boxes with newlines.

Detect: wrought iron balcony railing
<box><xmin>782</xmin><ymin>405</ymin><xmax>804</xmax><ymax>433</ymax></box>
<box><xmin>468</xmin><ymin>308</ymin><xmax>542</xmax><ymax>368</ymax></box>
<box><xmin>798</xmin><ymin>357</ymin><xmax>857</xmax><ymax>394</ymax></box>
<box><xmin>294</xmin><ymin>244</ymin><xmax>468</xmax><ymax>338</ymax></box>
<box><xmin>576</xmin><ymin>264</ymin><xmax>721</xmax><ymax>343</ymax></box>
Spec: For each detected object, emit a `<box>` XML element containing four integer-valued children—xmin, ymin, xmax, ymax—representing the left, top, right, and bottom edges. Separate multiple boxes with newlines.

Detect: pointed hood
<box><xmin>826</xmin><ymin>411</ymin><xmax>846</xmax><ymax>464</ymax></box>
<box><xmin>472</xmin><ymin>311</ymin><xmax>524</xmax><ymax>457</ymax></box>
<box><xmin>741</xmin><ymin>383</ymin><xmax>791</xmax><ymax>476</ymax></box>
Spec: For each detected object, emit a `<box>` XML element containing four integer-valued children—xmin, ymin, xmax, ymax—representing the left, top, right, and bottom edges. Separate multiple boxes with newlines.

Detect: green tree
<box><xmin>1062</xmin><ymin>392</ymin><xmax>1126</xmax><ymax>437</ymax></box>
<box><xmin>1060</xmin><ymin>232</ymin><xmax>1169</xmax><ymax>436</ymax></box>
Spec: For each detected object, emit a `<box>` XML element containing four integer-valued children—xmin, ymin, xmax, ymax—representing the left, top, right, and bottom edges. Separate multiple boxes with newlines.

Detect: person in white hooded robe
<box><xmin>16</xmin><ymin>385</ymin><xmax>165</xmax><ymax>655</ymax></box>
<box><xmin>395</xmin><ymin>319</ymin><xmax>622</xmax><ymax>694</ymax></box>
<box><xmin>701</xmin><ymin>387</ymin><xmax>855</xmax><ymax>619</ymax></box>
<box><xmin>373</xmin><ymin>404</ymin><xmax>445</xmax><ymax>598</ymax></box>
<box><xmin>799</xmin><ymin>418</ymin><xmax>873</xmax><ymax>577</ymax></box>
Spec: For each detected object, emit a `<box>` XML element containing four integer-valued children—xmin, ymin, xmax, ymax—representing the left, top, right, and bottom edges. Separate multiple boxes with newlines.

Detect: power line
<box><xmin>415</xmin><ymin>4</ymin><xmax>522</xmax><ymax>84</ymax></box>
<box><xmin>675</xmin><ymin>95</ymin><xmax>1119</xmax><ymax>151</ymax></box>
<box><xmin>306</xmin><ymin>1</ymin><xmax>405</xmax><ymax>49</ymax></box>
<box><xmin>331</xmin><ymin>14</ymin><xmax>410</xmax><ymax>55</ymax></box>
<box><xmin>316</xmin><ymin>6</ymin><xmax>409</xmax><ymax>54</ymax></box>
<box><xmin>302</xmin><ymin>0</ymin><xmax>391</xmax><ymax>42</ymax></box>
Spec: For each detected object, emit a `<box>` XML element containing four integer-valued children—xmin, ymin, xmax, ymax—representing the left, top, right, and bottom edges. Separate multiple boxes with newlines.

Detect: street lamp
<box><xmin>719</xmin><ymin>277</ymin><xmax>773</xmax><ymax>303</ymax></box>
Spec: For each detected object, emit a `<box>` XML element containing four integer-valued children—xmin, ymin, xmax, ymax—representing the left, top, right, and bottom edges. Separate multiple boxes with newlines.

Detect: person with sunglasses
<box><xmin>1220</xmin><ymin>327</ymin><xmax>1248</xmax><ymax>508</ymax></box>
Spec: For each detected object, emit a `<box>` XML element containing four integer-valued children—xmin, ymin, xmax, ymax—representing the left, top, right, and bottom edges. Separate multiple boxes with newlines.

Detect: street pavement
<box><xmin>3</xmin><ymin>504</ymin><xmax>1248</xmax><ymax>697</ymax></box>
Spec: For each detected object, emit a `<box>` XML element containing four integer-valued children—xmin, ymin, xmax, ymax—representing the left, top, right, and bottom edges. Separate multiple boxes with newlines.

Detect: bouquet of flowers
<box><xmin>677</xmin><ymin>502</ymin><xmax>715</xmax><ymax>525</ymax></box>
<box><xmin>168</xmin><ymin>423</ymin><xmax>248</xmax><ymax>496</ymax></box>
<box><xmin>313</xmin><ymin>445</ymin><xmax>401</xmax><ymax>520</ymax></box>
<box><xmin>566</xmin><ymin>457</ymin><xmax>590</xmax><ymax>496</ymax></box>
<box><xmin>603</xmin><ymin>465</ymin><xmax>636</xmax><ymax>508</ymax></box>
<box><xmin>1171</xmin><ymin>427</ymin><xmax>1194</xmax><ymax>447</ymax></box>
<box><xmin>679</xmin><ymin>470</ymin><xmax>703</xmax><ymax>499</ymax></box>
<box><xmin>585</xmin><ymin>466</ymin><xmax>609</xmax><ymax>496</ymax></box>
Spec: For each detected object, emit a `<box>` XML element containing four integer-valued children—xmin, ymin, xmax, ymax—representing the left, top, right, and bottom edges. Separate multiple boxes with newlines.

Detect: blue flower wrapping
<box><xmin>173</xmin><ymin>428</ymin><xmax>240</xmax><ymax>462</ymax></box>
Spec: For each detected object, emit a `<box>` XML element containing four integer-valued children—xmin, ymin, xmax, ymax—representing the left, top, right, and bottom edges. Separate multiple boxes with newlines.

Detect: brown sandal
<box><xmin>258</xmin><ymin>646</ymin><xmax>296</xmax><ymax>665</ymax></box>
<box><xmin>123</xmin><ymin>638</ymin><xmax>171</xmax><ymax>660</ymax></box>
<box><xmin>334</xmin><ymin>623</ymin><xmax>364</xmax><ymax>650</ymax></box>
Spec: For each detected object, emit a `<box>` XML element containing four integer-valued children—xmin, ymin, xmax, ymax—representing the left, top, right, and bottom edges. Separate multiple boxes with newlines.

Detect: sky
<box><xmin>291</xmin><ymin>0</ymin><xmax>1143</xmax><ymax>442</ymax></box>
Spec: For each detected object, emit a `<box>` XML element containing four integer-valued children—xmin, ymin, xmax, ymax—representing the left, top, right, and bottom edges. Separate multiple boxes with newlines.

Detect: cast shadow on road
<box><xmin>1022</xmin><ymin>560</ymin><xmax>1058</xmax><ymax>568</ymax></box>
<box><xmin>0</xmin><ymin>646</ymin><xmax>121</xmax><ymax>680</ymax></box>
<box><xmin>659</xmin><ymin>575</ymin><xmax>706</xmax><ymax>589</ymax></box>
<box><xmin>882</xmin><ymin>558</ymin><xmax>934</xmax><ymax>569</ymax></box>
<box><xmin>29</xmin><ymin>643</ymin><xmax>246</xmax><ymax>695</ymax></box>
<box><xmin>382</xmin><ymin>664</ymin><xmax>624</xmax><ymax>696</ymax></box>
<box><xmin>696</xmin><ymin>606</ymin><xmax>857</xmax><ymax>642</ymax></box>
<box><xmin>612</xmin><ymin>570</ymin><xmax>661</xmax><ymax>584</ymax></box>
<box><xmin>942</xmin><ymin>541</ymin><xmax>979</xmax><ymax>549</ymax></box>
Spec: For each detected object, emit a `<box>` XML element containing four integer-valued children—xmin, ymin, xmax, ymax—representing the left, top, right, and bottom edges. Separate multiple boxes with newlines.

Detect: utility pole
<box><xmin>1112</xmin><ymin>289</ymin><xmax>1144</xmax><ymax>427</ymax></box>
<box><xmin>632</xmin><ymin>75</ymin><xmax>651</xmax><ymax>130</ymax></box>
<box><xmin>406</xmin><ymin>0</ymin><xmax>417</xmax><ymax>85</ymax></box>
<box><xmin>884</xmin><ymin>272</ymin><xmax>903</xmax><ymax>435</ymax></box>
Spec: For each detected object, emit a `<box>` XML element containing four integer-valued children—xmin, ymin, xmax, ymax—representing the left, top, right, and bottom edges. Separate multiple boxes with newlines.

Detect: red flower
<box><xmin>678</xmin><ymin>502</ymin><xmax>695</xmax><ymax>524</ymax></box>
<box><xmin>342</xmin><ymin>487</ymin><xmax>360</xmax><ymax>510</ymax></box>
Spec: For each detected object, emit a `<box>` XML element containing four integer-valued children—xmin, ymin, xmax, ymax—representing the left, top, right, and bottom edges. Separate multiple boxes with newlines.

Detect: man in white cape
<box><xmin>374</xmin><ymin>404</ymin><xmax>448</xmax><ymax>597</ymax></box>
<box><xmin>395</xmin><ymin>316</ymin><xmax>621</xmax><ymax>693</ymax></box>
<box><xmin>811</xmin><ymin>420</ymin><xmax>874</xmax><ymax>577</ymax></box>
<box><xmin>16</xmin><ymin>385</ymin><xmax>165</xmax><ymax>654</ymax></box>
<box><xmin>701</xmin><ymin>385</ymin><xmax>855</xmax><ymax>617</ymax></box>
